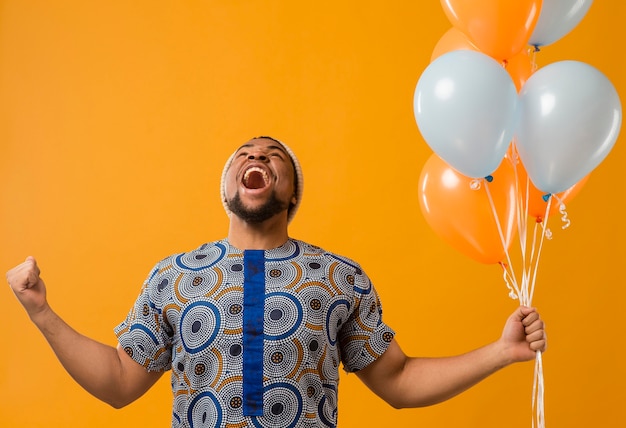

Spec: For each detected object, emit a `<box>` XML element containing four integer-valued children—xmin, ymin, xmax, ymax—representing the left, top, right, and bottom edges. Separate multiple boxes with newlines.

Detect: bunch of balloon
<box><xmin>414</xmin><ymin>1</ymin><xmax>621</xmax><ymax>427</ymax></box>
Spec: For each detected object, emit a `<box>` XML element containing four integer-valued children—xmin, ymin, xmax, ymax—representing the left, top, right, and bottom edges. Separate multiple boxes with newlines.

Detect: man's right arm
<box><xmin>7</xmin><ymin>257</ymin><xmax>163</xmax><ymax>408</ymax></box>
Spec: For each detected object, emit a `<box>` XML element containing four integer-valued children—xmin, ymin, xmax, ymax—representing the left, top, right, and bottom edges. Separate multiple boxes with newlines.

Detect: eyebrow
<box><xmin>236</xmin><ymin>143</ymin><xmax>288</xmax><ymax>155</ymax></box>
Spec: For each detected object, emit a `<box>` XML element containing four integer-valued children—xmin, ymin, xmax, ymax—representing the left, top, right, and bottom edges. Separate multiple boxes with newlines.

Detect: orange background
<box><xmin>1</xmin><ymin>1</ymin><xmax>624</xmax><ymax>427</ymax></box>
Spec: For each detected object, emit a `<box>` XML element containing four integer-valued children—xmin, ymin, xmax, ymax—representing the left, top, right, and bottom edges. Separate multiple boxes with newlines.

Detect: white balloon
<box><xmin>529</xmin><ymin>0</ymin><xmax>594</xmax><ymax>47</ymax></box>
<box><xmin>515</xmin><ymin>61</ymin><xmax>621</xmax><ymax>193</ymax></box>
<box><xmin>414</xmin><ymin>50</ymin><xmax>519</xmax><ymax>178</ymax></box>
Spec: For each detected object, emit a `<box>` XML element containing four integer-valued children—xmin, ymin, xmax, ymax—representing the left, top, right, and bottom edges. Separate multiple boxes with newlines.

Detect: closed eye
<box><xmin>233</xmin><ymin>143</ymin><xmax>288</xmax><ymax>160</ymax></box>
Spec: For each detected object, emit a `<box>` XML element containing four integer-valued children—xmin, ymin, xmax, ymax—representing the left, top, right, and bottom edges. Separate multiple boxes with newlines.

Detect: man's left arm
<box><xmin>355</xmin><ymin>306</ymin><xmax>547</xmax><ymax>408</ymax></box>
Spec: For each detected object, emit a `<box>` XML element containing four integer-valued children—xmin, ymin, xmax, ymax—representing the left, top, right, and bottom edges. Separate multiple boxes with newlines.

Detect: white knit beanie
<box><xmin>220</xmin><ymin>136</ymin><xmax>304</xmax><ymax>223</ymax></box>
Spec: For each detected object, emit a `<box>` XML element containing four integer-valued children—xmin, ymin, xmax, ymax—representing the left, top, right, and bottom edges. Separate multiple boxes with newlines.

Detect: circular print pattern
<box><xmin>325</xmin><ymin>298</ymin><xmax>350</xmax><ymax>346</ymax></box>
<box><xmin>185</xmin><ymin>349</ymin><xmax>222</xmax><ymax>391</ymax></box>
<box><xmin>127</xmin><ymin>324</ymin><xmax>159</xmax><ymax>356</ymax></box>
<box><xmin>329</xmin><ymin>256</ymin><xmax>370</xmax><ymax>294</ymax></box>
<box><xmin>263</xmin><ymin>338</ymin><xmax>302</xmax><ymax>379</ymax></box>
<box><xmin>265</xmin><ymin>240</ymin><xmax>300</xmax><ymax>262</ymax></box>
<box><xmin>250</xmin><ymin>380</ymin><xmax>303</xmax><ymax>428</ymax></box>
<box><xmin>213</xmin><ymin>287</ymin><xmax>244</xmax><ymax>336</ymax></box>
<box><xmin>175</xmin><ymin>268</ymin><xmax>223</xmax><ymax>301</ymax></box>
<box><xmin>186</xmin><ymin>391</ymin><xmax>223</xmax><ymax>428</ymax></box>
<box><xmin>317</xmin><ymin>391</ymin><xmax>338</xmax><ymax>428</ymax></box>
<box><xmin>175</xmin><ymin>242</ymin><xmax>227</xmax><ymax>271</ymax></box>
<box><xmin>215</xmin><ymin>375</ymin><xmax>244</xmax><ymax>418</ymax></box>
<box><xmin>294</xmin><ymin>281</ymin><xmax>333</xmax><ymax>329</ymax></box>
<box><xmin>264</xmin><ymin>291</ymin><xmax>304</xmax><ymax>340</ymax></box>
<box><xmin>264</xmin><ymin>261</ymin><xmax>302</xmax><ymax>290</ymax></box>
<box><xmin>180</xmin><ymin>301</ymin><xmax>222</xmax><ymax>354</ymax></box>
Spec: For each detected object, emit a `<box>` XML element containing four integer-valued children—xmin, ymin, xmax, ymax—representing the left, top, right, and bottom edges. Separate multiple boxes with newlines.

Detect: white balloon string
<box><xmin>497</xmin><ymin>147</ymin><xmax>547</xmax><ymax>428</ymax></box>
<box><xmin>530</xmin><ymin>46</ymin><xmax>540</xmax><ymax>73</ymax></box>
<box><xmin>511</xmin><ymin>153</ymin><xmax>530</xmax><ymax>305</ymax></box>
<box><xmin>527</xmin><ymin>196</ymin><xmax>552</xmax><ymax>305</ymax></box>
<box><xmin>499</xmin><ymin>262</ymin><xmax>520</xmax><ymax>301</ymax></box>
<box><xmin>551</xmin><ymin>194</ymin><xmax>571</xmax><ymax>229</ymax></box>
<box><xmin>519</xmin><ymin>173</ymin><xmax>530</xmax><ymax>257</ymax></box>
<box><xmin>513</xmin><ymin>152</ymin><xmax>530</xmax><ymax>270</ymax></box>
<box><xmin>528</xmin><ymin>204</ymin><xmax>548</xmax><ymax>428</ymax></box>
<box><xmin>482</xmin><ymin>179</ymin><xmax>519</xmax><ymax>291</ymax></box>
<box><xmin>532</xmin><ymin>351</ymin><xmax>546</xmax><ymax>428</ymax></box>
<box><xmin>525</xmin><ymin>222</ymin><xmax>540</xmax><ymax>306</ymax></box>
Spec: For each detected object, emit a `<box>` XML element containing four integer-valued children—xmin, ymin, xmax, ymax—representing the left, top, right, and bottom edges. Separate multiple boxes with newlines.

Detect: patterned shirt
<box><xmin>115</xmin><ymin>238</ymin><xmax>395</xmax><ymax>427</ymax></box>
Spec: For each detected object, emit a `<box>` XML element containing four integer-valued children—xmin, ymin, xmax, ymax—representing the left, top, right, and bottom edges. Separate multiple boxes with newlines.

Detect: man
<box><xmin>6</xmin><ymin>136</ymin><xmax>546</xmax><ymax>427</ymax></box>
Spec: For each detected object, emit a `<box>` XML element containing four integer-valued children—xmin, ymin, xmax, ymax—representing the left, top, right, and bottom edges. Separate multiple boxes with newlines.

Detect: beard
<box><xmin>227</xmin><ymin>191</ymin><xmax>290</xmax><ymax>224</ymax></box>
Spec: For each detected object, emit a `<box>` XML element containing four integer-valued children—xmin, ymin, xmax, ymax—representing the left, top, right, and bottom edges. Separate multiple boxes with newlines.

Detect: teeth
<box><xmin>243</xmin><ymin>167</ymin><xmax>269</xmax><ymax>185</ymax></box>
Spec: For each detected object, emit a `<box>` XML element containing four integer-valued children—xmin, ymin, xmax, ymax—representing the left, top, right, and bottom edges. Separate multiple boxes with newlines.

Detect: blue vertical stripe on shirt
<box><xmin>242</xmin><ymin>249</ymin><xmax>265</xmax><ymax>416</ymax></box>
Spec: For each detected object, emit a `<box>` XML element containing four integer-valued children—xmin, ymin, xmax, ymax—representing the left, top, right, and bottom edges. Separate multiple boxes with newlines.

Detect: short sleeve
<box><xmin>338</xmin><ymin>267</ymin><xmax>395</xmax><ymax>372</ymax></box>
<box><xmin>114</xmin><ymin>262</ymin><xmax>174</xmax><ymax>372</ymax></box>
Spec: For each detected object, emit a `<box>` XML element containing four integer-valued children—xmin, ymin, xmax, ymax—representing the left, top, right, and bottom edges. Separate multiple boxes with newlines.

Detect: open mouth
<box><xmin>242</xmin><ymin>166</ymin><xmax>270</xmax><ymax>189</ymax></box>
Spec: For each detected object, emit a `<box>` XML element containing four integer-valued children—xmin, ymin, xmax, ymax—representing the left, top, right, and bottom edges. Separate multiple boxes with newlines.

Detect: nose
<box><xmin>247</xmin><ymin>153</ymin><xmax>268</xmax><ymax>162</ymax></box>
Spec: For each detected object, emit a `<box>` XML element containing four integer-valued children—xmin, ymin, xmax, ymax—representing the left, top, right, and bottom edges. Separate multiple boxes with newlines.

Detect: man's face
<box><xmin>223</xmin><ymin>138</ymin><xmax>297</xmax><ymax>223</ymax></box>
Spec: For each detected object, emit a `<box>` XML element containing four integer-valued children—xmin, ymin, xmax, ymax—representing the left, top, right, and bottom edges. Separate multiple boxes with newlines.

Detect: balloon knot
<box><xmin>541</xmin><ymin>193</ymin><xmax>551</xmax><ymax>202</ymax></box>
<box><xmin>485</xmin><ymin>175</ymin><xmax>494</xmax><ymax>182</ymax></box>
<box><xmin>535</xmin><ymin>216</ymin><xmax>543</xmax><ymax>224</ymax></box>
<box><xmin>533</xmin><ymin>45</ymin><xmax>541</xmax><ymax>52</ymax></box>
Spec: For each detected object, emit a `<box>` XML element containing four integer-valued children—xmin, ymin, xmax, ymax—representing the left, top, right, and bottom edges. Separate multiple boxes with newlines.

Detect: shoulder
<box><xmin>291</xmin><ymin>239</ymin><xmax>364</xmax><ymax>274</ymax></box>
<box><xmin>148</xmin><ymin>239</ymin><xmax>229</xmax><ymax>274</ymax></box>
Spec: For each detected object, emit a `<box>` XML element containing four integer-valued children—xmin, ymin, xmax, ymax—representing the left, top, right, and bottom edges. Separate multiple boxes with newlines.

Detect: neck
<box><xmin>227</xmin><ymin>214</ymin><xmax>290</xmax><ymax>250</ymax></box>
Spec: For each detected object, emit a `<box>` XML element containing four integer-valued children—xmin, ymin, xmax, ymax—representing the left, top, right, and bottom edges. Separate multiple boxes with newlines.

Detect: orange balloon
<box><xmin>418</xmin><ymin>153</ymin><xmax>518</xmax><ymax>264</ymax></box>
<box><xmin>430</xmin><ymin>27</ymin><xmax>478</xmax><ymax>62</ymax></box>
<box><xmin>440</xmin><ymin>0</ymin><xmax>542</xmax><ymax>61</ymax></box>
<box><xmin>431</xmin><ymin>27</ymin><xmax>533</xmax><ymax>91</ymax></box>
<box><xmin>505</xmin><ymin>48</ymin><xmax>534</xmax><ymax>92</ymax></box>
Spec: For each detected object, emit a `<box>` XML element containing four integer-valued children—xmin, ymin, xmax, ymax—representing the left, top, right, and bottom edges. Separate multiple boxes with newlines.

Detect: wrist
<box><xmin>492</xmin><ymin>338</ymin><xmax>517</xmax><ymax>368</ymax></box>
<box><xmin>29</xmin><ymin>303</ymin><xmax>54</xmax><ymax>327</ymax></box>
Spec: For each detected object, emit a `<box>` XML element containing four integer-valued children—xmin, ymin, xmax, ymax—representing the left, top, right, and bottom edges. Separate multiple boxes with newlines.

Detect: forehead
<box><xmin>234</xmin><ymin>138</ymin><xmax>288</xmax><ymax>155</ymax></box>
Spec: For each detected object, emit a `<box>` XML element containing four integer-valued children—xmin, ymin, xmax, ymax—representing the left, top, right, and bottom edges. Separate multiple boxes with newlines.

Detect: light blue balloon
<box><xmin>529</xmin><ymin>0</ymin><xmax>593</xmax><ymax>47</ymax></box>
<box><xmin>515</xmin><ymin>60</ymin><xmax>621</xmax><ymax>193</ymax></box>
<box><xmin>413</xmin><ymin>50</ymin><xmax>519</xmax><ymax>178</ymax></box>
